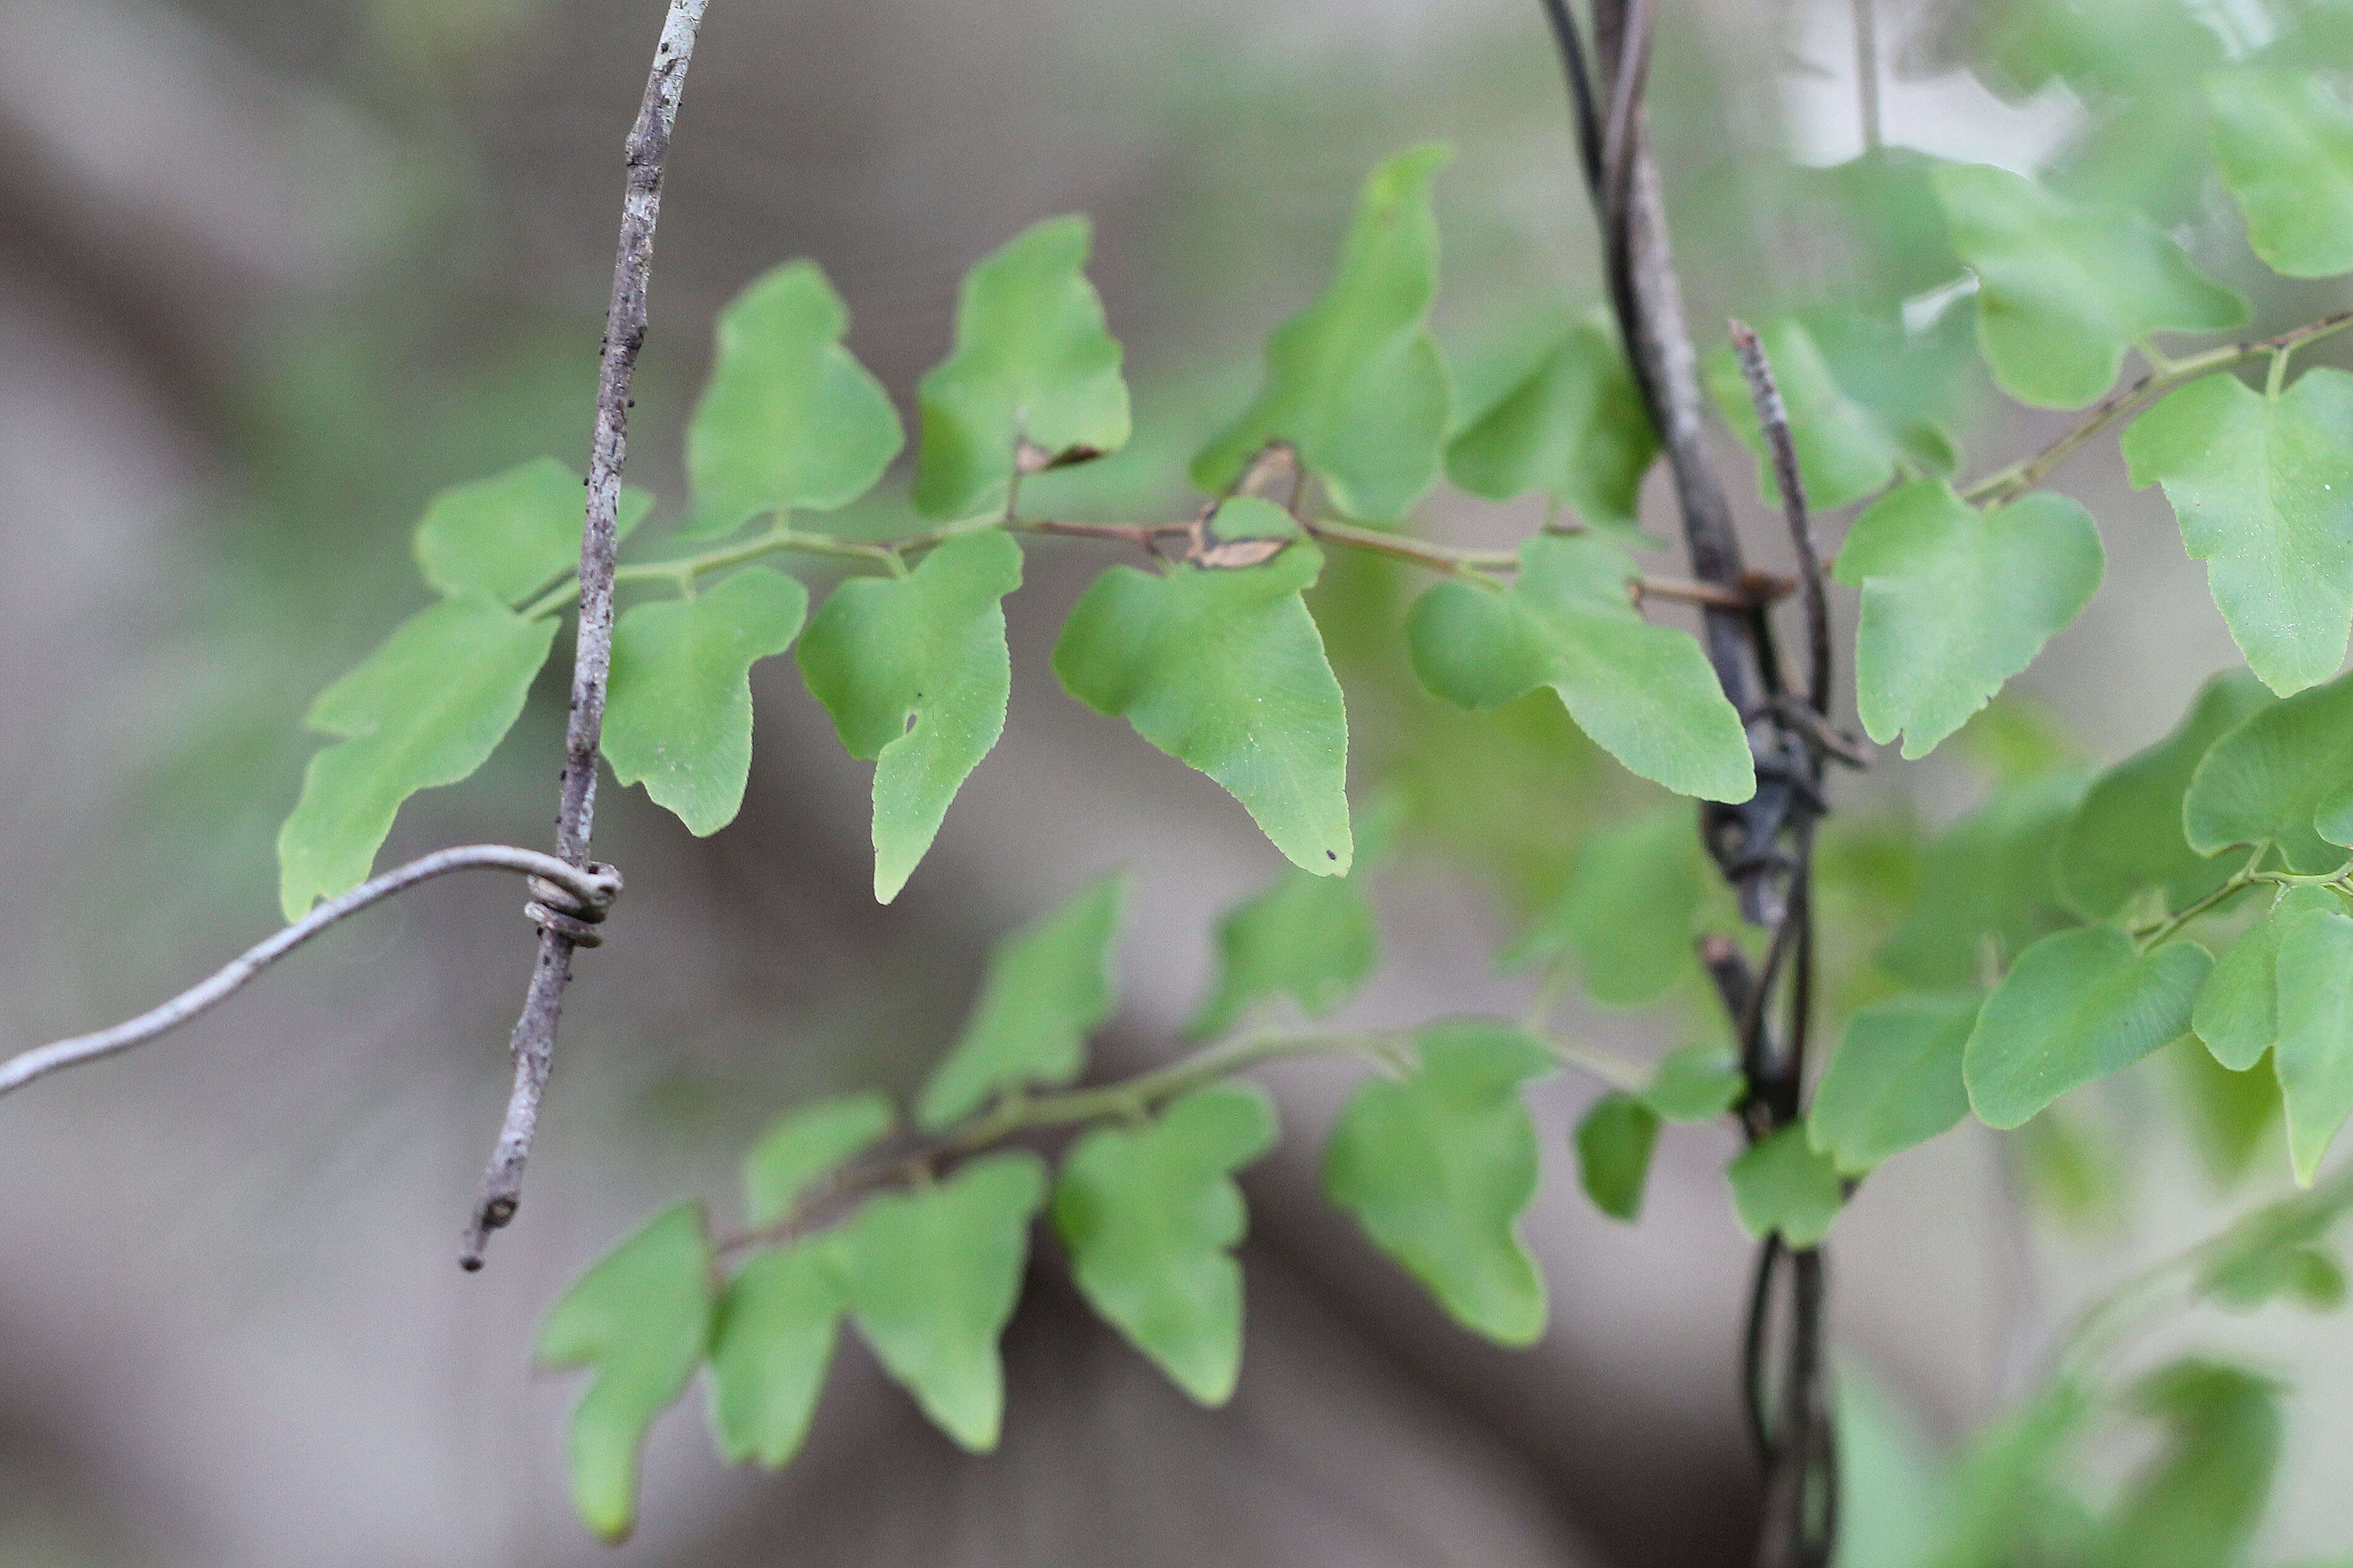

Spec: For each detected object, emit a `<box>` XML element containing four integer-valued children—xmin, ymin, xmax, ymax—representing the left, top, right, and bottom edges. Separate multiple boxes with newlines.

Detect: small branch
<box><xmin>0</xmin><ymin>848</ymin><xmax>620</xmax><ymax>1101</ymax></box>
<box><xmin>464</xmin><ymin>0</ymin><xmax>711</xmax><ymax>1270</ymax></box>
<box><xmin>1536</xmin><ymin>0</ymin><xmax>1604</xmax><ymax>194</ymax></box>
<box><xmin>1729</xmin><ymin>320</ymin><xmax>1831</xmax><ymax>716</ymax></box>
<box><xmin>1963</xmin><ymin>307</ymin><xmax>2353</xmax><ymax>507</ymax></box>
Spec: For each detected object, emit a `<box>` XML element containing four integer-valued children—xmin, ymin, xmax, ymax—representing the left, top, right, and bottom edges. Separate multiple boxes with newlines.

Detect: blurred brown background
<box><xmin>0</xmin><ymin>0</ymin><xmax>2345</xmax><ymax>1563</ymax></box>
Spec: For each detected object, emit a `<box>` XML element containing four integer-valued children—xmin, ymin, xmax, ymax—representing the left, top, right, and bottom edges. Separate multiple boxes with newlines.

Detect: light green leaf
<box><xmin>2198</xmin><ymin>886</ymin><xmax>2353</xmax><ymax>1184</ymax></box>
<box><xmin>1194</xmin><ymin>144</ymin><xmax>1454</xmax><ymax>521</ymax></box>
<box><xmin>277</xmin><ymin>592</ymin><xmax>558</xmax><ymax>919</ymax></box>
<box><xmin>1446</xmin><ymin>308</ymin><xmax>1657</xmax><ymax>534</ymax></box>
<box><xmin>1835</xmin><ymin>481</ymin><xmax>2104</xmax><ymax>758</ymax></box>
<box><xmin>2197</xmin><ymin>899</ymin><xmax>2286</xmax><ymax>1072</ymax></box>
<box><xmin>1726</xmin><ymin>1124</ymin><xmax>1846</xmax><ymax>1248</ymax></box>
<box><xmin>1643</xmin><ymin>1043</ymin><xmax>1745</xmax><ymax>1122</ymax></box>
<box><xmin>797</xmin><ymin>531</ymin><xmax>1024</xmax><ymax>901</ymax></box>
<box><xmin>1052</xmin><ymin>1083</ymin><xmax>1278</xmax><ymax>1406</ymax></box>
<box><xmin>707</xmin><ymin>1242</ymin><xmax>841</xmax><ymax>1469</ymax></box>
<box><xmin>2184</xmin><ymin>663</ymin><xmax>2353</xmax><ymax>871</ymax></box>
<box><xmin>1322</xmin><ymin>1019</ymin><xmax>1555</xmax><ymax>1345</ymax></box>
<box><xmin>604</xmin><ymin>567</ymin><xmax>809</xmax><ymax>836</ymax></box>
<box><xmin>412</xmin><ymin>455</ymin><xmax>653</xmax><ymax>604</ymax></box>
<box><xmin>2270</xmin><ymin>886</ymin><xmax>2353</xmax><ymax>1184</ymax></box>
<box><xmin>681</xmin><ymin>260</ymin><xmax>904</xmax><ymax>540</ymax></box>
<box><xmin>2197</xmin><ymin>1168</ymin><xmax>2353</xmax><ymax>1309</ymax></box>
<box><xmin>912</xmin><ymin>216</ymin><xmax>1130</xmax><ymax>520</ymax></box>
<box><xmin>832</xmin><ymin>1151</ymin><xmax>1046</xmax><ymax>1451</ymax></box>
<box><xmin>1504</xmin><ymin>802</ymin><xmax>1705</xmax><ymax>1006</ymax></box>
<box><xmin>1881</xmin><ymin>767</ymin><xmax>2091</xmax><ymax>989</ymax></box>
<box><xmin>1811</xmin><ymin>992</ymin><xmax>1981</xmax><ymax>1174</ymax></box>
<box><xmin>917</xmin><ymin>873</ymin><xmax>1125</xmax><ymax>1131</ymax></box>
<box><xmin>1705</xmin><ymin>317</ymin><xmax>1913</xmax><ymax>510</ymax></box>
<box><xmin>1053</xmin><ymin>544</ymin><xmax>1354</xmax><ymax>874</ymax></box>
<box><xmin>536</xmin><ymin>1205</ymin><xmax>715</xmax><ymax>1541</ymax></box>
<box><xmin>1406</xmin><ymin>536</ymin><xmax>1754</xmax><ymax>802</ymax></box>
<box><xmin>741</xmin><ymin>1091</ymin><xmax>895</xmax><ymax>1227</ymax></box>
<box><xmin>2123</xmin><ymin>370</ymin><xmax>2353</xmax><ymax>695</ymax></box>
<box><xmin>1575</xmin><ymin>1093</ymin><xmax>1660</xmax><ymax>1222</ymax></box>
<box><xmin>2094</xmin><ymin>1361</ymin><xmax>2281</xmax><ymax>1568</ymax></box>
<box><xmin>1933</xmin><ymin>162</ymin><xmax>2244</xmax><ymax>408</ymax></box>
<box><xmin>1963</xmin><ymin>925</ymin><xmax>2212</xmax><ymax>1129</ymax></box>
<box><xmin>2209</xmin><ymin>68</ymin><xmax>2353</xmax><ymax>279</ymax></box>
<box><xmin>2059</xmin><ymin>670</ymin><xmax>2274</xmax><ymax>920</ymax></box>
<box><xmin>1186</xmin><ymin>801</ymin><xmax>1394</xmax><ymax>1039</ymax></box>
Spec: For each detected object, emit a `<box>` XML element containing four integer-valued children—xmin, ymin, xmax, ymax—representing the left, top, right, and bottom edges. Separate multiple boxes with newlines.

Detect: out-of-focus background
<box><xmin>1</xmin><ymin>0</ymin><xmax>2347</xmax><ymax>1562</ymax></box>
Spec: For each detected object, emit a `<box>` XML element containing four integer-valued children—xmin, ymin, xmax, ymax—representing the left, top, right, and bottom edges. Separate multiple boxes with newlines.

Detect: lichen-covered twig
<box><xmin>462</xmin><ymin>0</ymin><xmax>712</xmax><ymax>1269</ymax></box>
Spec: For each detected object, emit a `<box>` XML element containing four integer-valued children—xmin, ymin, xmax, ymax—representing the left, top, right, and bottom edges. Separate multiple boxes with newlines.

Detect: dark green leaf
<box><xmin>1963</xmin><ymin>926</ymin><xmax>2212</xmax><ymax>1129</ymax></box>
<box><xmin>917</xmin><ymin>873</ymin><xmax>1125</xmax><ymax>1130</ymax></box>
<box><xmin>412</xmin><ymin>455</ymin><xmax>652</xmax><ymax>604</ymax></box>
<box><xmin>682</xmin><ymin>260</ymin><xmax>903</xmax><ymax>539</ymax></box>
<box><xmin>1187</xmin><ymin>799</ymin><xmax>1396</xmax><ymax>1038</ymax></box>
<box><xmin>1052</xmin><ymin>1083</ymin><xmax>1278</xmax><ymax>1405</ymax></box>
<box><xmin>1933</xmin><ymin>162</ymin><xmax>2244</xmax><ymax>409</ymax></box>
<box><xmin>603</xmin><ymin>567</ymin><xmax>809</xmax><ymax>836</ymax></box>
<box><xmin>1194</xmin><ymin>145</ymin><xmax>1454</xmax><ymax>521</ymax></box>
<box><xmin>1811</xmin><ymin>992</ymin><xmax>1981</xmax><ymax>1174</ymax></box>
<box><xmin>2168</xmin><ymin>1037</ymin><xmax>2280</xmax><ymax>1189</ymax></box>
<box><xmin>1726</xmin><ymin>1124</ymin><xmax>1846</xmax><ymax>1247</ymax></box>
<box><xmin>1705</xmin><ymin>317</ymin><xmax>1914</xmax><ymax>510</ymax></box>
<box><xmin>1054</xmin><ymin>544</ymin><xmax>1354</xmax><ymax>874</ymax></box>
<box><xmin>2184</xmin><ymin>664</ymin><xmax>2353</xmax><ymax>871</ymax></box>
<box><xmin>1322</xmin><ymin>1019</ymin><xmax>1554</xmax><ymax>1345</ymax></box>
<box><xmin>1835</xmin><ymin>481</ymin><xmax>2103</xmax><ymax>759</ymax></box>
<box><xmin>2059</xmin><ymin>670</ymin><xmax>2273</xmax><ymax>921</ymax></box>
<box><xmin>1406</xmin><ymin>536</ymin><xmax>1755</xmax><ymax>801</ymax></box>
<box><xmin>2209</xmin><ymin>68</ymin><xmax>2353</xmax><ymax>280</ymax></box>
<box><xmin>536</xmin><ymin>1205</ymin><xmax>715</xmax><ymax>1540</ymax></box>
<box><xmin>797</xmin><ymin>531</ymin><xmax>1024</xmax><ymax>901</ymax></box>
<box><xmin>831</xmin><ymin>1151</ymin><xmax>1047</xmax><ymax>1451</ymax></box>
<box><xmin>707</xmin><ymin>1243</ymin><xmax>841</xmax><ymax>1469</ymax></box>
<box><xmin>277</xmin><ymin>592</ymin><xmax>558</xmax><ymax>919</ymax></box>
<box><xmin>2094</xmin><ymin>1361</ymin><xmax>2280</xmax><ymax>1568</ymax></box>
<box><xmin>2123</xmin><ymin>370</ymin><xmax>2353</xmax><ymax>695</ymax></box>
<box><xmin>1446</xmin><ymin>308</ymin><xmax>1657</xmax><ymax>535</ymax></box>
<box><xmin>913</xmin><ymin>216</ymin><xmax>1130</xmax><ymax>520</ymax></box>
<box><xmin>1574</xmin><ymin>1093</ymin><xmax>1660</xmax><ymax>1222</ymax></box>
<box><xmin>1505</xmin><ymin>802</ymin><xmax>1705</xmax><ymax>1006</ymax></box>
<box><xmin>741</xmin><ymin>1091</ymin><xmax>895</xmax><ymax>1228</ymax></box>
<box><xmin>1880</xmin><ymin>766</ymin><xmax>2090</xmax><ymax>990</ymax></box>
<box><xmin>1643</xmin><ymin>1042</ymin><xmax>1746</xmax><ymax>1122</ymax></box>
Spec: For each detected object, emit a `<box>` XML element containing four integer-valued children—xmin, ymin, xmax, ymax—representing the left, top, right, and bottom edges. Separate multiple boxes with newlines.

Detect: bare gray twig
<box><xmin>0</xmin><ymin>847</ymin><xmax>620</xmax><ymax>1101</ymax></box>
<box><xmin>462</xmin><ymin>0</ymin><xmax>712</xmax><ymax>1269</ymax></box>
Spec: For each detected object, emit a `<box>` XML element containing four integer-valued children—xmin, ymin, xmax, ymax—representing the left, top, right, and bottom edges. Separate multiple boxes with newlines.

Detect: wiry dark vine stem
<box><xmin>461</xmin><ymin>0</ymin><xmax>712</xmax><ymax>1269</ymax></box>
<box><xmin>1539</xmin><ymin>6</ymin><xmax>1841</xmax><ymax>1564</ymax></box>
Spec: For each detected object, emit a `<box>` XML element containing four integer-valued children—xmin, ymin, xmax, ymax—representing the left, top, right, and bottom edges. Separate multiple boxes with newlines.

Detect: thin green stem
<box><xmin>517</xmin><ymin>497</ymin><xmax>1752</xmax><ymax>624</ymax></box>
<box><xmin>2133</xmin><ymin>853</ymin><xmax>2353</xmax><ymax>950</ymax></box>
<box><xmin>1963</xmin><ymin>307</ymin><xmax>2353</xmax><ymax>507</ymax></box>
<box><xmin>712</xmin><ymin>1014</ymin><xmax>1650</xmax><ymax>1259</ymax></box>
